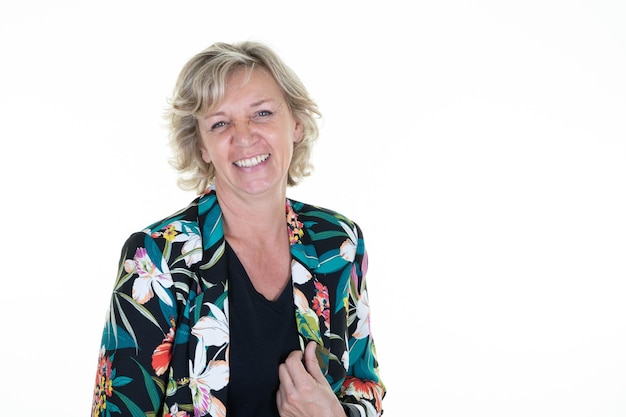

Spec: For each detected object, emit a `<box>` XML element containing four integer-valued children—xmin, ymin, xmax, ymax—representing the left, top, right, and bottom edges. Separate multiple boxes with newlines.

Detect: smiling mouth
<box><xmin>233</xmin><ymin>153</ymin><xmax>270</xmax><ymax>168</ymax></box>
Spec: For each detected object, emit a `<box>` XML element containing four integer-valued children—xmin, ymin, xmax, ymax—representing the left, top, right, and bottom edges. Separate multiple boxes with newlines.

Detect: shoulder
<box><xmin>113</xmin><ymin>194</ymin><xmax>215</xmax><ymax>291</ymax></box>
<box><xmin>288</xmin><ymin>198</ymin><xmax>363</xmax><ymax>239</ymax></box>
<box><xmin>142</xmin><ymin>194</ymin><xmax>205</xmax><ymax>234</ymax></box>
<box><xmin>120</xmin><ymin>194</ymin><xmax>205</xmax><ymax>254</ymax></box>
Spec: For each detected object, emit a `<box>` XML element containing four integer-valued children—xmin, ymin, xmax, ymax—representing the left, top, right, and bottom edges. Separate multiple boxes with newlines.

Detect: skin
<box><xmin>197</xmin><ymin>68</ymin><xmax>345</xmax><ymax>416</ymax></box>
<box><xmin>277</xmin><ymin>341</ymin><xmax>346</xmax><ymax>417</ymax></box>
<box><xmin>198</xmin><ymin>66</ymin><xmax>302</xmax><ymax>204</ymax></box>
<box><xmin>198</xmin><ymin>66</ymin><xmax>301</xmax><ymax>300</ymax></box>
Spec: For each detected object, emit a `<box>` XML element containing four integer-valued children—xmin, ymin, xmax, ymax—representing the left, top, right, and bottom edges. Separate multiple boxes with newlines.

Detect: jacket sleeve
<box><xmin>339</xmin><ymin>223</ymin><xmax>386</xmax><ymax>416</ymax></box>
<box><xmin>91</xmin><ymin>231</ymin><xmax>176</xmax><ymax>417</ymax></box>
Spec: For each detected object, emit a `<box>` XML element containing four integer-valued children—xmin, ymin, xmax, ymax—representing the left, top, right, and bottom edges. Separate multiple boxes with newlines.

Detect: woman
<box><xmin>92</xmin><ymin>41</ymin><xmax>385</xmax><ymax>417</ymax></box>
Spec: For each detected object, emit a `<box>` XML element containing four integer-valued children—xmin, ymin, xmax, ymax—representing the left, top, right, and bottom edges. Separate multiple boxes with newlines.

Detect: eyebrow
<box><xmin>250</xmin><ymin>98</ymin><xmax>273</xmax><ymax>108</ymax></box>
<box><xmin>204</xmin><ymin>98</ymin><xmax>278</xmax><ymax>120</ymax></box>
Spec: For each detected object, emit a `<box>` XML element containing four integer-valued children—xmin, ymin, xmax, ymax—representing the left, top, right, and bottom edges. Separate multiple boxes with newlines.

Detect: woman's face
<box><xmin>198</xmin><ymin>67</ymin><xmax>302</xmax><ymax>200</ymax></box>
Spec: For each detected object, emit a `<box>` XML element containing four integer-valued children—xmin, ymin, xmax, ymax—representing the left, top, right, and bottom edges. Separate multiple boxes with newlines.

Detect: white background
<box><xmin>1</xmin><ymin>1</ymin><xmax>625</xmax><ymax>416</ymax></box>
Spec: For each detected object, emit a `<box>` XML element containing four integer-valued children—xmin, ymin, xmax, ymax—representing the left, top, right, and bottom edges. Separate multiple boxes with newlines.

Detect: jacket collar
<box><xmin>196</xmin><ymin>189</ymin><xmax>320</xmax><ymax>272</ymax></box>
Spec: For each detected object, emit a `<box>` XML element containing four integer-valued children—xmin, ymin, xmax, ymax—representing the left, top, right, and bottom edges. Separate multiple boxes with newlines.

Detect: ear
<box><xmin>293</xmin><ymin>120</ymin><xmax>304</xmax><ymax>143</ymax></box>
<box><xmin>200</xmin><ymin>144</ymin><xmax>211</xmax><ymax>164</ymax></box>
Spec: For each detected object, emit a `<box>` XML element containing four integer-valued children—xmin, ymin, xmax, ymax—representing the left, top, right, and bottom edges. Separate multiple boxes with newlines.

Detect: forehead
<box><xmin>200</xmin><ymin>66</ymin><xmax>287</xmax><ymax>118</ymax></box>
<box><xmin>224</xmin><ymin>66</ymin><xmax>282</xmax><ymax>96</ymax></box>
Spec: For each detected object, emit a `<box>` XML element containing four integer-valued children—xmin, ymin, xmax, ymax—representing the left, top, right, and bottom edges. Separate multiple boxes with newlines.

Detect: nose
<box><xmin>232</xmin><ymin>120</ymin><xmax>256</xmax><ymax>147</ymax></box>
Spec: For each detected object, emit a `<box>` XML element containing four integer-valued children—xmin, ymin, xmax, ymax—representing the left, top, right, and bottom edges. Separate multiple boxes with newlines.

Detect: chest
<box><xmin>229</xmin><ymin>243</ymin><xmax>292</xmax><ymax>301</ymax></box>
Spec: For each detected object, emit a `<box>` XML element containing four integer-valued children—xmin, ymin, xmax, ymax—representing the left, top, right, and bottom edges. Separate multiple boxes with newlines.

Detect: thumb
<box><xmin>304</xmin><ymin>341</ymin><xmax>326</xmax><ymax>382</ymax></box>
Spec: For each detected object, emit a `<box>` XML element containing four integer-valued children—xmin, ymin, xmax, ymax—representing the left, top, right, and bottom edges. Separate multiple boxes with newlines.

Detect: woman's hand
<box><xmin>276</xmin><ymin>341</ymin><xmax>346</xmax><ymax>417</ymax></box>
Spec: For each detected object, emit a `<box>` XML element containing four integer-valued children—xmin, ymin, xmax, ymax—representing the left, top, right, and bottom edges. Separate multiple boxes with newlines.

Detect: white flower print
<box><xmin>192</xmin><ymin>303</ymin><xmax>230</xmax><ymax>348</ymax></box>
<box><xmin>125</xmin><ymin>247</ymin><xmax>174</xmax><ymax>306</ymax></box>
<box><xmin>189</xmin><ymin>302</ymin><xmax>230</xmax><ymax>417</ymax></box>
<box><xmin>353</xmin><ymin>290</ymin><xmax>370</xmax><ymax>340</ymax></box>
<box><xmin>339</xmin><ymin>221</ymin><xmax>358</xmax><ymax>262</ymax></box>
<box><xmin>180</xmin><ymin>233</ymin><xmax>202</xmax><ymax>266</ymax></box>
<box><xmin>189</xmin><ymin>343</ymin><xmax>228</xmax><ymax>417</ymax></box>
<box><xmin>169</xmin><ymin>221</ymin><xmax>203</xmax><ymax>267</ymax></box>
<box><xmin>291</xmin><ymin>259</ymin><xmax>312</xmax><ymax>284</ymax></box>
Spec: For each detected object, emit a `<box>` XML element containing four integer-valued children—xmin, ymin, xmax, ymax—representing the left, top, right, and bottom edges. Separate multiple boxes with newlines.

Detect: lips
<box><xmin>233</xmin><ymin>153</ymin><xmax>270</xmax><ymax>168</ymax></box>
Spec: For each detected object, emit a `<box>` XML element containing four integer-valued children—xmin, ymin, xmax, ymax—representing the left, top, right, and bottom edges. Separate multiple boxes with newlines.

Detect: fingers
<box><xmin>277</xmin><ymin>342</ymin><xmax>344</xmax><ymax>417</ymax></box>
<box><xmin>279</xmin><ymin>342</ymin><xmax>326</xmax><ymax>390</ymax></box>
<box><xmin>303</xmin><ymin>341</ymin><xmax>326</xmax><ymax>383</ymax></box>
<box><xmin>285</xmin><ymin>346</ymin><xmax>304</xmax><ymax>369</ymax></box>
<box><xmin>278</xmin><ymin>360</ymin><xmax>293</xmax><ymax>389</ymax></box>
<box><xmin>277</xmin><ymin>349</ymin><xmax>306</xmax><ymax>416</ymax></box>
<box><xmin>278</xmin><ymin>348</ymin><xmax>302</xmax><ymax>388</ymax></box>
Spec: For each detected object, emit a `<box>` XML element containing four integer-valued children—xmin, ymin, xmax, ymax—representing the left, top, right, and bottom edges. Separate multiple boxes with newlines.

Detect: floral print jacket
<box><xmin>92</xmin><ymin>189</ymin><xmax>385</xmax><ymax>417</ymax></box>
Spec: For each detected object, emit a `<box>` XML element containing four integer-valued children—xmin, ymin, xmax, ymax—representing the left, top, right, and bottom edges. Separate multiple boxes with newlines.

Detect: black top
<box><xmin>226</xmin><ymin>242</ymin><xmax>301</xmax><ymax>417</ymax></box>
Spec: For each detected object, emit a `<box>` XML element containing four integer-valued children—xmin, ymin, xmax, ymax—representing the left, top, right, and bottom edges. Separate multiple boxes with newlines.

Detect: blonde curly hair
<box><xmin>166</xmin><ymin>41</ymin><xmax>321</xmax><ymax>194</ymax></box>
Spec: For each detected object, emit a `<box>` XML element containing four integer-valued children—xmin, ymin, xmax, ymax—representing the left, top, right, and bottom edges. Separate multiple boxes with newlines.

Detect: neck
<box><xmin>215</xmin><ymin>186</ymin><xmax>288</xmax><ymax>244</ymax></box>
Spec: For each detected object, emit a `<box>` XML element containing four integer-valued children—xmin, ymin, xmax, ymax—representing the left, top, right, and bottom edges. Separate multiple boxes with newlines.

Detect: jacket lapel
<box><xmin>195</xmin><ymin>192</ymin><xmax>329</xmax><ymax>372</ymax></box>
<box><xmin>288</xmin><ymin>200</ymin><xmax>331</xmax><ymax>374</ymax></box>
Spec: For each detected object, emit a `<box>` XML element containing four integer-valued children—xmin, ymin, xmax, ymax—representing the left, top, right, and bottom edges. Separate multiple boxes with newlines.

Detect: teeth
<box><xmin>234</xmin><ymin>154</ymin><xmax>269</xmax><ymax>168</ymax></box>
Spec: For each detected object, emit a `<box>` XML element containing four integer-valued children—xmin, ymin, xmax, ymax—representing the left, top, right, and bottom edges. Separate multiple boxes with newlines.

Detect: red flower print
<box><xmin>342</xmin><ymin>376</ymin><xmax>385</xmax><ymax>414</ymax></box>
<box><xmin>152</xmin><ymin>319</ymin><xmax>176</xmax><ymax>376</ymax></box>
<box><xmin>92</xmin><ymin>348</ymin><xmax>114</xmax><ymax>417</ymax></box>
<box><xmin>312</xmin><ymin>281</ymin><xmax>330</xmax><ymax>328</ymax></box>
<box><xmin>286</xmin><ymin>201</ymin><xmax>304</xmax><ymax>244</ymax></box>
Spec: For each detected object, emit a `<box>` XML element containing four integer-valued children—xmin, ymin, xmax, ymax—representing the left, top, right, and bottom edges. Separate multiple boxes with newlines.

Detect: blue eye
<box><xmin>257</xmin><ymin>110</ymin><xmax>272</xmax><ymax>117</ymax></box>
<box><xmin>211</xmin><ymin>121</ymin><xmax>227</xmax><ymax>130</ymax></box>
